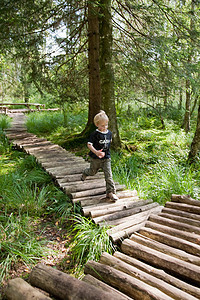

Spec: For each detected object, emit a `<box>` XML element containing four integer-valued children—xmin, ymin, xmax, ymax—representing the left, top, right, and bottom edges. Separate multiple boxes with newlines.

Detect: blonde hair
<box><xmin>93</xmin><ymin>110</ymin><xmax>109</xmax><ymax>126</ymax></box>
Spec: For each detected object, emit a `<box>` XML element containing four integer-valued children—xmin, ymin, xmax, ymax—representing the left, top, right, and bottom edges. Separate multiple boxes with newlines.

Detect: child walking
<box><xmin>81</xmin><ymin>110</ymin><xmax>119</xmax><ymax>202</ymax></box>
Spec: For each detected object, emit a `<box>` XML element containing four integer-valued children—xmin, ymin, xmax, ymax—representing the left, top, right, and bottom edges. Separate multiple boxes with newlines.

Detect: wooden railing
<box><xmin>0</xmin><ymin>102</ymin><xmax>45</xmax><ymax>113</ymax></box>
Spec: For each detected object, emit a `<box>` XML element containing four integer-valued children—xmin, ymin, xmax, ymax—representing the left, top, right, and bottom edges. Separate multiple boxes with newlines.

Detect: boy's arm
<box><xmin>87</xmin><ymin>143</ymin><xmax>105</xmax><ymax>159</ymax></box>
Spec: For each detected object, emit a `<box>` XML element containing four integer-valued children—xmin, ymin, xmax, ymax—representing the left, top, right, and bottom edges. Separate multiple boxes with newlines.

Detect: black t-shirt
<box><xmin>88</xmin><ymin>129</ymin><xmax>112</xmax><ymax>159</ymax></box>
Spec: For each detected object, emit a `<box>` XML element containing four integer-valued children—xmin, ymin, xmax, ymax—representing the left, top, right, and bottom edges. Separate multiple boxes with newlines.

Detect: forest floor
<box><xmin>0</xmin><ymin>217</ymin><xmax>76</xmax><ymax>299</ymax></box>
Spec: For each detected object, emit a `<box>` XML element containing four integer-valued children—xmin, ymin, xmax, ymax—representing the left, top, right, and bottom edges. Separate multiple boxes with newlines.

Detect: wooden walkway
<box><xmin>4</xmin><ymin>113</ymin><xmax>200</xmax><ymax>300</ymax></box>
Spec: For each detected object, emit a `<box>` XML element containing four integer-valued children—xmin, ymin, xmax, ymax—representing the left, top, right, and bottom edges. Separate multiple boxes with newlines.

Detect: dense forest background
<box><xmin>1</xmin><ymin>0</ymin><xmax>200</xmax><ymax>159</ymax></box>
<box><xmin>1</xmin><ymin>0</ymin><xmax>200</xmax><ymax>292</ymax></box>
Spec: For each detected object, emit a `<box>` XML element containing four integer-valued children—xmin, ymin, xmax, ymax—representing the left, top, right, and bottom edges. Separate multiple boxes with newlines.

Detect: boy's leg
<box><xmin>81</xmin><ymin>158</ymin><xmax>100</xmax><ymax>180</ymax></box>
<box><xmin>102</xmin><ymin>159</ymin><xmax>117</xmax><ymax>199</ymax></box>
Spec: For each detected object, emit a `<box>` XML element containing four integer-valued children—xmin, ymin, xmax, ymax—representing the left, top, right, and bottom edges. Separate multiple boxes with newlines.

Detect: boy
<box><xmin>81</xmin><ymin>110</ymin><xmax>119</xmax><ymax>202</ymax></box>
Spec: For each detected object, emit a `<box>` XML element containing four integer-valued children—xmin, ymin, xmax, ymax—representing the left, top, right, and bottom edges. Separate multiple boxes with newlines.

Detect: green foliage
<box><xmin>0</xmin><ymin>148</ymin><xmax>73</xmax><ymax>283</ymax></box>
<box><xmin>68</xmin><ymin>215</ymin><xmax>116</xmax><ymax>274</ymax></box>
<box><xmin>0</xmin><ymin>115</ymin><xmax>11</xmax><ymax>154</ymax></box>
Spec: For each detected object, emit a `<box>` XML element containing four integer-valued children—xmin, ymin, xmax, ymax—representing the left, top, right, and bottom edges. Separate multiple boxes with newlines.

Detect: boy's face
<box><xmin>97</xmin><ymin>120</ymin><xmax>108</xmax><ymax>132</ymax></box>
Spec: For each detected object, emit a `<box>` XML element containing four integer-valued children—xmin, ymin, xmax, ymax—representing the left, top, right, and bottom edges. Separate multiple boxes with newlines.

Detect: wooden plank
<box><xmin>158</xmin><ymin>212</ymin><xmax>200</xmax><ymax>228</ymax></box>
<box><xmin>130</xmin><ymin>233</ymin><xmax>200</xmax><ymax>266</ymax></box>
<box><xmin>72</xmin><ymin>193</ymin><xmax>108</xmax><ymax>205</ymax></box>
<box><xmin>162</xmin><ymin>207</ymin><xmax>200</xmax><ymax>221</ymax></box>
<box><xmin>45</xmin><ymin>162</ymin><xmax>88</xmax><ymax>172</ymax></box>
<box><xmin>5</xmin><ymin>278</ymin><xmax>52</xmax><ymax>300</ymax></box>
<box><xmin>148</xmin><ymin>214</ymin><xmax>200</xmax><ymax>235</ymax></box>
<box><xmin>107</xmin><ymin>206</ymin><xmax>163</xmax><ymax>241</ymax></box>
<box><xmin>46</xmin><ymin>165</ymin><xmax>89</xmax><ymax>177</ymax></box>
<box><xmin>84</xmin><ymin>260</ymin><xmax>174</xmax><ymax>300</ymax></box>
<box><xmin>89</xmin><ymin>199</ymin><xmax>152</xmax><ymax>218</ymax></box>
<box><xmin>29</xmin><ymin>263</ymin><xmax>125</xmax><ymax>300</ymax></box>
<box><xmin>165</xmin><ymin>201</ymin><xmax>200</xmax><ymax>215</ymax></box>
<box><xmin>82</xmin><ymin>275</ymin><xmax>132</xmax><ymax>300</ymax></box>
<box><xmin>121</xmin><ymin>239</ymin><xmax>200</xmax><ymax>285</ymax></box>
<box><xmin>171</xmin><ymin>194</ymin><xmax>200</xmax><ymax>207</ymax></box>
<box><xmin>138</xmin><ymin>227</ymin><xmax>200</xmax><ymax>257</ymax></box>
<box><xmin>73</xmin><ymin>190</ymin><xmax>137</xmax><ymax>205</ymax></box>
<box><xmin>99</xmin><ymin>252</ymin><xmax>197</xmax><ymax>300</ymax></box>
<box><xmin>114</xmin><ymin>251</ymin><xmax>200</xmax><ymax>299</ymax></box>
<box><xmin>56</xmin><ymin>173</ymin><xmax>104</xmax><ymax>184</ymax></box>
<box><xmin>109</xmin><ymin>222</ymin><xmax>146</xmax><ymax>242</ymax></box>
<box><xmin>71</xmin><ymin>184</ymin><xmax>125</xmax><ymax>199</ymax></box>
<box><xmin>83</xmin><ymin>197</ymin><xmax>140</xmax><ymax>217</ymax></box>
<box><xmin>62</xmin><ymin>179</ymin><xmax>106</xmax><ymax>193</ymax></box>
<box><xmin>93</xmin><ymin>202</ymin><xmax>159</xmax><ymax>224</ymax></box>
<box><xmin>99</xmin><ymin>203</ymin><xmax>162</xmax><ymax>228</ymax></box>
<box><xmin>145</xmin><ymin>220</ymin><xmax>200</xmax><ymax>245</ymax></box>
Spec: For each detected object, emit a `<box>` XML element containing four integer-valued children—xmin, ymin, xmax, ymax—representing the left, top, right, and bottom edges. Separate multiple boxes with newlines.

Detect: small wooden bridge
<box><xmin>4</xmin><ymin>113</ymin><xmax>200</xmax><ymax>300</ymax></box>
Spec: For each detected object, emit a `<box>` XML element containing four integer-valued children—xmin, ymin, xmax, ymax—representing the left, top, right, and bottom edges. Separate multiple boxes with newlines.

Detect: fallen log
<box><xmin>5</xmin><ymin>278</ymin><xmax>52</xmax><ymax>300</ymax></box>
<box><xmin>29</xmin><ymin>263</ymin><xmax>125</xmax><ymax>300</ymax></box>
<box><xmin>130</xmin><ymin>232</ymin><xmax>200</xmax><ymax>266</ymax></box>
<box><xmin>165</xmin><ymin>202</ymin><xmax>200</xmax><ymax>215</ymax></box>
<box><xmin>93</xmin><ymin>202</ymin><xmax>159</xmax><ymax>224</ymax></box>
<box><xmin>171</xmin><ymin>194</ymin><xmax>200</xmax><ymax>207</ymax></box>
<box><xmin>84</xmin><ymin>260</ymin><xmax>174</xmax><ymax>300</ymax></box>
<box><xmin>121</xmin><ymin>239</ymin><xmax>200</xmax><ymax>285</ymax></box>
<box><xmin>138</xmin><ymin>226</ymin><xmax>200</xmax><ymax>257</ymax></box>
<box><xmin>145</xmin><ymin>220</ymin><xmax>200</xmax><ymax>245</ymax></box>
<box><xmin>114</xmin><ymin>251</ymin><xmax>200</xmax><ymax>299</ymax></box>
<box><xmin>148</xmin><ymin>214</ymin><xmax>200</xmax><ymax>235</ymax></box>
<box><xmin>158</xmin><ymin>212</ymin><xmax>200</xmax><ymax>228</ymax></box>
<box><xmin>82</xmin><ymin>274</ymin><xmax>132</xmax><ymax>299</ymax></box>
<box><xmin>99</xmin><ymin>252</ymin><xmax>197</xmax><ymax>300</ymax></box>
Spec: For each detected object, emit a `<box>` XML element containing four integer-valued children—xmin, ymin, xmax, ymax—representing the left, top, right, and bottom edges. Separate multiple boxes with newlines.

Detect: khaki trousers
<box><xmin>83</xmin><ymin>158</ymin><xmax>116</xmax><ymax>194</ymax></box>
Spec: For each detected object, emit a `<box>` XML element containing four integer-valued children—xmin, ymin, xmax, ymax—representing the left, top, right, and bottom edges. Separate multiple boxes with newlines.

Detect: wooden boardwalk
<box><xmin>4</xmin><ymin>113</ymin><xmax>200</xmax><ymax>300</ymax></box>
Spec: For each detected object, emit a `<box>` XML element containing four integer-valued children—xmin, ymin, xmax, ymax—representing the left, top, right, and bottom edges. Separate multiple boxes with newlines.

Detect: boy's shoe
<box><xmin>81</xmin><ymin>173</ymin><xmax>87</xmax><ymax>181</ymax></box>
<box><xmin>106</xmin><ymin>192</ymin><xmax>119</xmax><ymax>202</ymax></box>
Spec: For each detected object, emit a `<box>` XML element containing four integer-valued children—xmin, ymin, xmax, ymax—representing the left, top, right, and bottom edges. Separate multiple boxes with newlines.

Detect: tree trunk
<box><xmin>182</xmin><ymin>79</ymin><xmax>191</xmax><ymax>132</ymax></box>
<box><xmin>179</xmin><ymin>88</ymin><xmax>183</xmax><ymax>110</ymax></box>
<box><xmin>86</xmin><ymin>1</ymin><xmax>101</xmax><ymax>129</ymax></box>
<box><xmin>188</xmin><ymin>103</ymin><xmax>200</xmax><ymax>162</ymax></box>
<box><xmin>99</xmin><ymin>0</ymin><xmax>121</xmax><ymax>149</ymax></box>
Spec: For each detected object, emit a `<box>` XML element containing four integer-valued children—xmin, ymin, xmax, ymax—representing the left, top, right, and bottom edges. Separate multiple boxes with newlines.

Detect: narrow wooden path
<box><xmin>4</xmin><ymin>113</ymin><xmax>200</xmax><ymax>300</ymax></box>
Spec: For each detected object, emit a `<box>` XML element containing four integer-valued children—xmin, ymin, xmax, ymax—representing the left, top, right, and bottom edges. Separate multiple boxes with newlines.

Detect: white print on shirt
<box><xmin>99</xmin><ymin>138</ymin><xmax>111</xmax><ymax>150</ymax></box>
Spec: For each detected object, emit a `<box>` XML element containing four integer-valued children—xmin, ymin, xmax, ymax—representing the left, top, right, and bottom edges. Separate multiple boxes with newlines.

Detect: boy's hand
<box><xmin>96</xmin><ymin>149</ymin><xmax>105</xmax><ymax>158</ymax></box>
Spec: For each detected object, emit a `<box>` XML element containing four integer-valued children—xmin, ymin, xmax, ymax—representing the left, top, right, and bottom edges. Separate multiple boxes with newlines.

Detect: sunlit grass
<box><xmin>68</xmin><ymin>215</ymin><xmax>116</xmax><ymax>275</ymax></box>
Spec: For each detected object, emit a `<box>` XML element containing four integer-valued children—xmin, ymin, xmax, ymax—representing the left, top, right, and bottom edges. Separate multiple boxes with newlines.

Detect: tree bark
<box><xmin>86</xmin><ymin>1</ymin><xmax>101</xmax><ymax>129</ymax></box>
<box><xmin>99</xmin><ymin>252</ymin><xmax>197</xmax><ymax>300</ymax></box>
<box><xmin>114</xmin><ymin>251</ymin><xmax>200</xmax><ymax>299</ymax></box>
<box><xmin>182</xmin><ymin>79</ymin><xmax>191</xmax><ymax>132</ymax></box>
<box><xmin>5</xmin><ymin>278</ymin><xmax>52</xmax><ymax>300</ymax></box>
<box><xmin>121</xmin><ymin>239</ymin><xmax>200</xmax><ymax>285</ymax></box>
<box><xmin>188</xmin><ymin>103</ymin><xmax>200</xmax><ymax>162</ymax></box>
<box><xmin>29</xmin><ymin>263</ymin><xmax>123</xmax><ymax>300</ymax></box>
<box><xmin>139</xmin><ymin>226</ymin><xmax>200</xmax><ymax>257</ymax></box>
<box><xmin>84</xmin><ymin>260</ymin><xmax>173</xmax><ymax>300</ymax></box>
<box><xmin>99</xmin><ymin>0</ymin><xmax>121</xmax><ymax>149</ymax></box>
